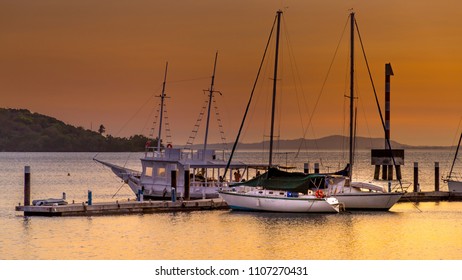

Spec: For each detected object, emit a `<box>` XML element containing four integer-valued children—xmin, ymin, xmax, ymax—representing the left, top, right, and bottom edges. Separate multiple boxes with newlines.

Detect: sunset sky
<box><xmin>1</xmin><ymin>0</ymin><xmax>462</xmax><ymax>147</ymax></box>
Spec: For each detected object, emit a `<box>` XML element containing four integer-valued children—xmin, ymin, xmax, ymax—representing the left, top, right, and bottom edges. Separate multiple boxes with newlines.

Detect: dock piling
<box><xmin>396</xmin><ymin>165</ymin><xmax>402</xmax><ymax>180</ymax></box>
<box><xmin>88</xmin><ymin>190</ymin><xmax>92</xmax><ymax>206</ymax></box>
<box><xmin>381</xmin><ymin>165</ymin><xmax>388</xmax><ymax>180</ymax></box>
<box><xmin>413</xmin><ymin>162</ymin><xmax>419</xmax><ymax>192</ymax></box>
<box><xmin>184</xmin><ymin>165</ymin><xmax>190</xmax><ymax>200</ymax></box>
<box><xmin>304</xmin><ymin>162</ymin><xmax>310</xmax><ymax>174</ymax></box>
<box><xmin>171</xmin><ymin>170</ymin><xmax>177</xmax><ymax>202</ymax></box>
<box><xmin>314</xmin><ymin>163</ymin><xmax>319</xmax><ymax>174</ymax></box>
<box><xmin>435</xmin><ymin>162</ymin><xmax>440</xmax><ymax>192</ymax></box>
<box><xmin>374</xmin><ymin>165</ymin><xmax>380</xmax><ymax>180</ymax></box>
<box><xmin>24</xmin><ymin>166</ymin><xmax>31</xmax><ymax>206</ymax></box>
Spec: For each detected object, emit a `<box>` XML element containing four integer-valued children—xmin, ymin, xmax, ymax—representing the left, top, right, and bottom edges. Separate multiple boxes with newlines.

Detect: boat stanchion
<box><xmin>184</xmin><ymin>164</ymin><xmax>190</xmax><ymax>201</ymax></box>
<box><xmin>413</xmin><ymin>162</ymin><xmax>419</xmax><ymax>192</ymax></box>
<box><xmin>87</xmin><ymin>190</ymin><xmax>92</xmax><ymax>205</ymax></box>
<box><xmin>171</xmin><ymin>170</ymin><xmax>177</xmax><ymax>202</ymax></box>
<box><xmin>24</xmin><ymin>166</ymin><xmax>31</xmax><ymax>206</ymax></box>
<box><xmin>435</xmin><ymin>162</ymin><xmax>440</xmax><ymax>192</ymax></box>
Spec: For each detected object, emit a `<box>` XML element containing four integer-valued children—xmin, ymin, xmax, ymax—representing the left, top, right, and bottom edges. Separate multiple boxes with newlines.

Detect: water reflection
<box><xmin>3</xmin><ymin>153</ymin><xmax>462</xmax><ymax>259</ymax></box>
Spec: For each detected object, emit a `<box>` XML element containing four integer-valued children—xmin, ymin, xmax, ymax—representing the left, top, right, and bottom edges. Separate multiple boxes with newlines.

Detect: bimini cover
<box><xmin>232</xmin><ymin>168</ymin><xmax>326</xmax><ymax>193</ymax></box>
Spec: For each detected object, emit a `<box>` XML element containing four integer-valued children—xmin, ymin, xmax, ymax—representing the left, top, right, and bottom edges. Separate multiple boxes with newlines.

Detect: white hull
<box><xmin>333</xmin><ymin>192</ymin><xmax>402</xmax><ymax>210</ymax></box>
<box><xmin>448</xmin><ymin>180</ymin><xmax>462</xmax><ymax>192</ymax></box>
<box><xmin>95</xmin><ymin>149</ymin><xmax>246</xmax><ymax>200</ymax></box>
<box><xmin>127</xmin><ymin>176</ymin><xmax>219</xmax><ymax>199</ymax></box>
<box><xmin>328</xmin><ymin>182</ymin><xmax>403</xmax><ymax>210</ymax></box>
<box><xmin>219</xmin><ymin>189</ymin><xmax>340</xmax><ymax>213</ymax></box>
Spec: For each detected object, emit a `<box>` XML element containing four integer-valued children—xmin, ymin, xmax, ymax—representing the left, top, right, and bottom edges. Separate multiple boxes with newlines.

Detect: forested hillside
<box><xmin>0</xmin><ymin>108</ymin><xmax>155</xmax><ymax>152</ymax></box>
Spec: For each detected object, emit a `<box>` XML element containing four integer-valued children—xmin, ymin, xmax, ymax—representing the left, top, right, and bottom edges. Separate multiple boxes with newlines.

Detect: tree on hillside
<box><xmin>98</xmin><ymin>124</ymin><xmax>106</xmax><ymax>135</ymax></box>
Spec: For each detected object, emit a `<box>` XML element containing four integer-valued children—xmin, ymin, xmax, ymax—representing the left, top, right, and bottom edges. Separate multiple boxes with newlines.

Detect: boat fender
<box><xmin>315</xmin><ymin>190</ymin><xmax>325</xmax><ymax>198</ymax></box>
<box><xmin>167</xmin><ymin>143</ymin><xmax>173</xmax><ymax>149</ymax></box>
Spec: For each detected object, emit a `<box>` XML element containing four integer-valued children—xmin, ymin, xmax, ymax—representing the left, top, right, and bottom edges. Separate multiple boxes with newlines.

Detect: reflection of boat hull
<box><xmin>448</xmin><ymin>180</ymin><xmax>462</xmax><ymax>192</ymax></box>
<box><xmin>219</xmin><ymin>189</ymin><xmax>340</xmax><ymax>213</ymax></box>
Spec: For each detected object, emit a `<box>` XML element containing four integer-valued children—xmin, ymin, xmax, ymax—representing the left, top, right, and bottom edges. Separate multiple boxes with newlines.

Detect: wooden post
<box><xmin>387</xmin><ymin>165</ymin><xmax>393</xmax><ymax>180</ymax></box>
<box><xmin>314</xmin><ymin>163</ymin><xmax>319</xmax><ymax>174</ymax></box>
<box><xmin>171</xmin><ymin>170</ymin><xmax>177</xmax><ymax>202</ymax></box>
<box><xmin>24</xmin><ymin>166</ymin><xmax>31</xmax><ymax>206</ymax></box>
<box><xmin>435</xmin><ymin>162</ymin><xmax>440</xmax><ymax>192</ymax></box>
<box><xmin>304</xmin><ymin>162</ymin><xmax>310</xmax><ymax>174</ymax></box>
<box><xmin>381</xmin><ymin>165</ymin><xmax>388</xmax><ymax>180</ymax></box>
<box><xmin>184</xmin><ymin>165</ymin><xmax>190</xmax><ymax>200</ymax></box>
<box><xmin>87</xmin><ymin>190</ymin><xmax>92</xmax><ymax>205</ymax></box>
<box><xmin>396</xmin><ymin>165</ymin><xmax>402</xmax><ymax>180</ymax></box>
<box><xmin>413</xmin><ymin>162</ymin><xmax>419</xmax><ymax>192</ymax></box>
<box><xmin>374</xmin><ymin>165</ymin><xmax>380</xmax><ymax>180</ymax></box>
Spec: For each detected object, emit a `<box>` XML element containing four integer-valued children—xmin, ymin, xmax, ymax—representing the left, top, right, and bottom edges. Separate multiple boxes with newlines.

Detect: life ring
<box><xmin>315</xmin><ymin>189</ymin><xmax>325</xmax><ymax>198</ymax></box>
<box><xmin>166</xmin><ymin>143</ymin><xmax>173</xmax><ymax>149</ymax></box>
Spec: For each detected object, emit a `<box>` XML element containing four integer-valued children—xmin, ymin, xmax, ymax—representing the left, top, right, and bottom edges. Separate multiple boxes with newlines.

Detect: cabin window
<box><xmin>145</xmin><ymin>167</ymin><xmax>153</xmax><ymax>177</ymax></box>
<box><xmin>157</xmin><ymin>167</ymin><xmax>166</xmax><ymax>177</ymax></box>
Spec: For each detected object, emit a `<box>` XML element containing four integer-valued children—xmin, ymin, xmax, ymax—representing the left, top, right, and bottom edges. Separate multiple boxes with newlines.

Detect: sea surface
<box><xmin>1</xmin><ymin>150</ymin><xmax>462</xmax><ymax>260</ymax></box>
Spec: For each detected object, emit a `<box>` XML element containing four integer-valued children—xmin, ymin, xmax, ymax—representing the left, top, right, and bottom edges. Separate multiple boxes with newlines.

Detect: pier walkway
<box><xmin>15</xmin><ymin>198</ymin><xmax>228</xmax><ymax>216</ymax></box>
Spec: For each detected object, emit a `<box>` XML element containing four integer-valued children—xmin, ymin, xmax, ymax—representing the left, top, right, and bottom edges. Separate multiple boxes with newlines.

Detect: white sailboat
<box><xmin>322</xmin><ymin>12</ymin><xmax>403</xmax><ymax>210</ymax></box>
<box><xmin>218</xmin><ymin>10</ymin><xmax>341</xmax><ymax>213</ymax></box>
<box><xmin>220</xmin><ymin>168</ymin><xmax>344</xmax><ymax>213</ymax></box>
<box><xmin>445</xmin><ymin>132</ymin><xmax>462</xmax><ymax>192</ymax></box>
<box><xmin>96</xmin><ymin>57</ymin><xmax>250</xmax><ymax>200</ymax></box>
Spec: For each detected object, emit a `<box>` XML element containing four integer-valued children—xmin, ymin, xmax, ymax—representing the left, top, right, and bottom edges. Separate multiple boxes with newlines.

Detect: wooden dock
<box><xmin>15</xmin><ymin>192</ymin><xmax>462</xmax><ymax>217</ymax></box>
<box><xmin>15</xmin><ymin>198</ymin><xmax>228</xmax><ymax>216</ymax></box>
<box><xmin>400</xmin><ymin>191</ymin><xmax>462</xmax><ymax>202</ymax></box>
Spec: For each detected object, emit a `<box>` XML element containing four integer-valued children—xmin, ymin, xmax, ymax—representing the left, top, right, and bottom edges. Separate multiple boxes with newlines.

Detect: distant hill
<box><xmin>0</xmin><ymin>108</ymin><xmax>450</xmax><ymax>152</ymax></box>
<box><xmin>0</xmin><ymin>108</ymin><xmax>154</xmax><ymax>152</ymax></box>
<box><xmin>192</xmin><ymin>135</ymin><xmax>449</xmax><ymax>150</ymax></box>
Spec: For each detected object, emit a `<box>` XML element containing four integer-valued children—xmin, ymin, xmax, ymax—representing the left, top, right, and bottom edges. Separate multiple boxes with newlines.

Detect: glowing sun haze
<box><xmin>1</xmin><ymin>0</ymin><xmax>462</xmax><ymax>146</ymax></box>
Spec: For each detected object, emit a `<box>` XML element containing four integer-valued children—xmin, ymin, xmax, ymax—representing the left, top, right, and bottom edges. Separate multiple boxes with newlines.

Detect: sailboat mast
<box><xmin>348</xmin><ymin>12</ymin><xmax>355</xmax><ymax>179</ymax></box>
<box><xmin>269</xmin><ymin>10</ymin><xmax>282</xmax><ymax>167</ymax></box>
<box><xmin>449</xmin><ymin>132</ymin><xmax>462</xmax><ymax>178</ymax></box>
<box><xmin>203</xmin><ymin>52</ymin><xmax>219</xmax><ymax>157</ymax></box>
<box><xmin>157</xmin><ymin>62</ymin><xmax>168</xmax><ymax>152</ymax></box>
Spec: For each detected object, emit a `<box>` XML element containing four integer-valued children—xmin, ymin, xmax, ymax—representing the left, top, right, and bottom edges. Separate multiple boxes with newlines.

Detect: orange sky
<box><xmin>1</xmin><ymin>0</ymin><xmax>462</xmax><ymax>146</ymax></box>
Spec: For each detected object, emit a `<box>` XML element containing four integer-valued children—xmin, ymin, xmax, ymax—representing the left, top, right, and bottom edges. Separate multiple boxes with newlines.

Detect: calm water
<box><xmin>1</xmin><ymin>150</ymin><xmax>462</xmax><ymax>260</ymax></box>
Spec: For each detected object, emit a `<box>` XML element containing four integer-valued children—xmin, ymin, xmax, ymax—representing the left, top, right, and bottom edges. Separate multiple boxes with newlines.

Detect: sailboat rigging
<box><xmin>319</xmin><ymin>12</ymin><xmax>404</xmax><ymax>211</ymax></box>
<box><xmin>219</xmin><ymin>10</ymin><xmax>343</xmax><ymax>213</ymax></box>
<box><xmin>95</xmin><ymin>57</ymin><xmax>249</xmax><ymax>200</ymax></box>
<box><xmin>156</xmin><ymin>62</ymin><xmax>169</xmax><ymax>152</ymax></box>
